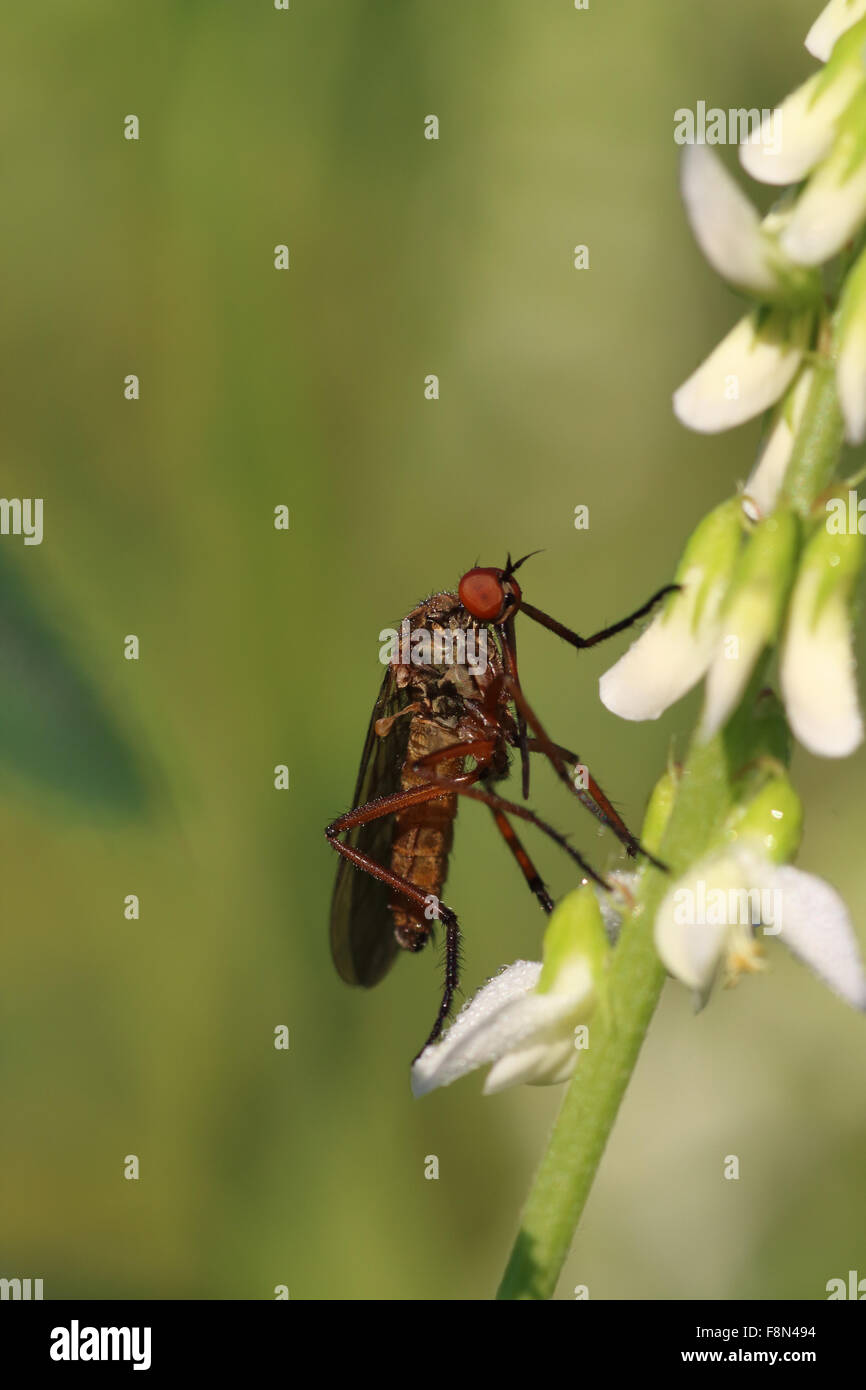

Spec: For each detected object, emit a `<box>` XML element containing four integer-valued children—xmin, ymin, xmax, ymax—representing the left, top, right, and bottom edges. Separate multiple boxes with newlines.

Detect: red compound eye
<box><xmin>458</xmin><ymin>568</ymin><xmax>507</xmax><ymax>621</ymax></box>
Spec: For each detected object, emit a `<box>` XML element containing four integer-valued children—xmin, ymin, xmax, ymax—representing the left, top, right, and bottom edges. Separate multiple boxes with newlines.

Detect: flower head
<box><xmin>655</xmin><ymin>778</ymin><xmax>866</xmax><ymax>1010</ymax></box>
<box><xmin>674</xmin><ymin>14</ymin><xmax>866</xmax><ymax>463</ymax></box>
<box><xmin>411</xmin><ymin>885</ymin><xmax>609</xmax><ymax>1097</ymax></box>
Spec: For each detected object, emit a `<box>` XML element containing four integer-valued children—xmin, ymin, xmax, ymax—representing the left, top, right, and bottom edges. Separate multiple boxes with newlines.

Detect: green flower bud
<box><xmin>722</xmin><ymin>776</ymin><xmax>804</xmax><ymax>864</ymax></box>
<box><xmin>640</xmin><ymin>767</ymin><xmax>678</xmax><ymax>858</ymax></box>
<box><xmin>537</xmin><ymin>885</ymin><xmax>609</xmax><ymax>997</ymax></box>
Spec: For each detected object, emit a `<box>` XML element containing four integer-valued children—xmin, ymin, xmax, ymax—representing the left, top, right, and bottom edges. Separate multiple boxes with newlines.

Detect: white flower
<box><xmin>743</xmin><ymin>367</ymin><xmax>815</xmax><ymax>517</ymax></box>
<box><xmin>698</xmin><ymin>511</ymin><xmax>798</xmax><ymax>742</ymax></box>
<box><xmin>680</xmin><ymin>146</ymin><xmax>801</xmax><ymax>299</ymax></box>
<box><xmin>599</xmin><ymin>569</ymin><xmax>718</xmax><ymax>721</ymax></box>
<box><xmin>806</xmin><ymin>0</ymin><xmax>866</xmax><ymax>62</ymax></box>
<box><xmin>740</xmin><ymin>61</ymin><xmax>864</xmax><ymax>187</ymax></box>
<box><xmin>780</xmin><ymin>518</ymin><xmax>864</xmax><ymax>757</ymax></box>
<box><xmin>781</xmin><ymin>115</ymin><xmax>866</xmax><ymax>266</ymax></box>
<box><xmin>600</xmin><ymin>500</ymin><xmax>743</xmax><ymax>722</ymax></box>
<box><xmin>836</xmin><ymin>244</ymin><xmax>866</xmax><ymax>443</ymax></box>
<box><xmin>411</xmin><ymin>887</ymin><xmax>608</xmax><ymax>1097</ymax></box>
<box><xmin>655</xmin><ymin>845</ymin><xmax>866</xmax><ymax>1011</ymax></box>
<box><xmin>410</xmin><ymin>960</ymin><xmax>584</xmax><ymax>1096</ymax></box>
<box><xmin>673</xmin><ymin>310</ymin><xmax>810</xmax><ymax>434</ymax></box>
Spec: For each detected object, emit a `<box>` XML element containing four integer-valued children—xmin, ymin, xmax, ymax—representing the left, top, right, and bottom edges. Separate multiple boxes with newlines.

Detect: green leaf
<box><xmin>0</xmin><ymin>556</ymin><xmax>147</xmax><ymax>814</ymax></box>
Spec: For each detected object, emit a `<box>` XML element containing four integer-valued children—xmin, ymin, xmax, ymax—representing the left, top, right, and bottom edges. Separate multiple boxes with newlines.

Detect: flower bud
<box><xmin>721</xmin><ymin>775</ymin><xmax>804</xmax><ymax>864</ymax></box>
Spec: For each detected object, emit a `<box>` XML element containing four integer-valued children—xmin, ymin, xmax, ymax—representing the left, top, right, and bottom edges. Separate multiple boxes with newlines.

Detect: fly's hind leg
<box><xmin>326</xmin><ymin>782</ymin><xmax>466</xmax><ymax>1056</ymax></box>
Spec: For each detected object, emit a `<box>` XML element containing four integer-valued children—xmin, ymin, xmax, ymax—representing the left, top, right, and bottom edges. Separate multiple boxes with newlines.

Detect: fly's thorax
<box><xmin>388</xmin><ymin>593</ymin><xmax>494</xmax><ymax>689</ymax></box>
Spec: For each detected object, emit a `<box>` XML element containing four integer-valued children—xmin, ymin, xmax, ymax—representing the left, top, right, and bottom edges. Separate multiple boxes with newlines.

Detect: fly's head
<box><xmin>457</xmin><ymin>551</ymin><xmax>540</xmax><ymax>627</ymax></box>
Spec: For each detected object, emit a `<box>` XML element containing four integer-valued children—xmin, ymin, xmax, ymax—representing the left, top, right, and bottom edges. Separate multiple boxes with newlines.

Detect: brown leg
<box><xmin>412</xmin><ymin>743</ymin><xmax>611</xmax><ymax>889</ymax></box>
<box><xmin>326</xmin><ymin>789</ymin><xmax>464</xmax><ymax>928</ymax></box>
<box><xmin>489</xmin><ymin>807</ymin><xmax>554</xmax><ymax>913</ymax></box>
<box><xmin>502</xmin><ymin>615</ymin><xmax>531</xmax><ymax>799</ymax></box>
<box><xmin>519</xmin><ymin>584</ymin><xmax>679</xmax><ymax>650</ymax></box>
<box><xmin>524</xmin><ymin>738</ymin><xmax>641</xmax><ymax>853</ymax></box>
<box><xmin>326</xmin><ymin>782</ymin><xmax>467</xmax><ymax>1057</ymax></box>
<box><xmin>507</xmin><ymin>680</ymin><xmax>667</xmax><ymax>872</ymax></box>
<box><xmin>327</xmin><ymin>730</ymin><xmax>613</xmax><ymax>1059</ymax></box>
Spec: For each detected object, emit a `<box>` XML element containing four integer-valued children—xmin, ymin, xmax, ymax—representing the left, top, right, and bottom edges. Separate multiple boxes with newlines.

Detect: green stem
<box><xmin>496</xmin><ymin>734</ymin><xmax>734</xmax><ymax>1300</ymax></box>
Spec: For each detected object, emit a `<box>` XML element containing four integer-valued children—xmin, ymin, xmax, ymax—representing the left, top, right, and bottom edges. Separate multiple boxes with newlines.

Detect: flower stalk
<box><xmin>497</xmin><ymin>683</ymin><xmax>782</xmax><ymax>1300</ymax></box>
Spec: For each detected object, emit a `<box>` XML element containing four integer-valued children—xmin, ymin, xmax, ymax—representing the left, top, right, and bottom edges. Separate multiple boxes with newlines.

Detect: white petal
<box><xmin>410</xmin><ymin>961</ymin><xmax>578</xmax><ymax>1096</ymax></box>
<box><xmin>484</xmin><ymin>1031</ymin><xmax>579</xmax><ymax>1093</ymax></box>
<box><xmin>780</xmin><ymin>577</ymin><xmax>864</xmax><ymax>757</ymax></box>
<box><xmin>781</xmin><ymin>145</ymin><xmax>866</xmax><ymax>266</ymax></box>
<box><xmin>806</xmin><ymin>0</ymin><xmax>866</xmax><ymax>61</ymax></box>
<box><xmin>654</xmin><ymin>860</ymin><xmax>739</xmax><ymax>992</ymax></box>
<box><xmin>599</xmin><ymin>566</ymin><xmax>719</xmax><ymax>721</ymax></box>
<box><xmin>673</xmin><ymin>312</ymin><xmax>805</xmax><ymax>434</ymax></box>
<box><xmin>681</xmin><ymin>145</ymin><xmax>781</xmax><ymax>296</ymax></box>
<box><xmin>740</xmin><ymin>66</ymin><xmax>863</xmax><ymax>186</ymax></box>
<box><xmin>771</xmin><ymin>864</ymin><xmax>866</xmax><ymax>1009</ymax></box>
<box><xmin>837</xmin><ymin>315</ymin><xmax>866</xmax><ymax>443</ymax></box>
<box><xmin>699</xmin><ymin>623</ymin><xmax>767</xmax><ymax>743</ymax></box>
<box><xmin>744</xmin><ymin>368</ymin><xmax>815</xmax><ymax>516</ymax></box>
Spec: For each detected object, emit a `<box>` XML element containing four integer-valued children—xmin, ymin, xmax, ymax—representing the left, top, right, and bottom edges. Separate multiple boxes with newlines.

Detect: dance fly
<box><xmin>326</xmin><ymin>554</ymin><xmax>676</xmax><ymax>1058</ymax></box>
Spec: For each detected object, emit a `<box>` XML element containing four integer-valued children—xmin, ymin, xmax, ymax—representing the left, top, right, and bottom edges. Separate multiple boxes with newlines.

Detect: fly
<box><xmin>326</xmin><ymin>554</ymin><xmax>677</xmax><ymax>1059</ymax></box>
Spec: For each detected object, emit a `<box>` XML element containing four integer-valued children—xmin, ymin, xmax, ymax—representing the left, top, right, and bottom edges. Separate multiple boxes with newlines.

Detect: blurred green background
<box><xmin>1</xmin><ymin>0</ymin><xmax>863</xmax><ymax>1300</ymax></box>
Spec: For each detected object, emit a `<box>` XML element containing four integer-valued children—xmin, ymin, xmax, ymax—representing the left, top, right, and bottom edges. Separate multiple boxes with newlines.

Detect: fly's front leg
<box><xmin>506</xmin><ymin>678</ymin><xmax>668</xmax><ymax>872</ymax></box>
<box><xmin>489</xmin><ymin>807</ymin><xmax>554</xmax><ymax>913</ymax></box>
<box><xmin>519</xmin><ymin>584</ymin><xmax>680</xmax><ymax>651</ymax></box>
<box><xmin>524</xmin><ymin>736</ymin><xmax>665</xmax><ymax>869</ymax></box>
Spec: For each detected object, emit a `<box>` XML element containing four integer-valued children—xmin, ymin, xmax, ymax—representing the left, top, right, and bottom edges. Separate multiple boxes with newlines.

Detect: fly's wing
<box><xmin>329</xmin><ymin>668</ymin><xmax>412</xmax><ymax>987</ymax></box>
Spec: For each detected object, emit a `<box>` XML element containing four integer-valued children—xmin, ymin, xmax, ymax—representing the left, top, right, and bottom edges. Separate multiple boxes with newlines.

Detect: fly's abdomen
<box><xmin>390</xmin><ymin>717</ymin><xmax>461</xmax><ymax>948</ymax></box>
